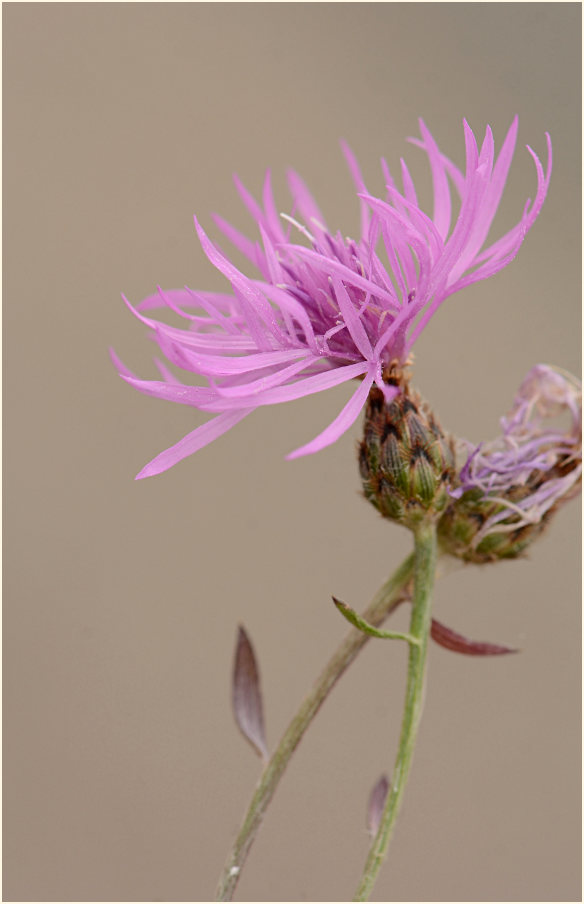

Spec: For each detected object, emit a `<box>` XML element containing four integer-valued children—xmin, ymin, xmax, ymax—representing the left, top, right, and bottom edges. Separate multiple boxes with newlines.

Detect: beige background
<box><xmin>4</xmin><ymin>4</ymin><xmax>581</xmax><ymax>902</ymax></box>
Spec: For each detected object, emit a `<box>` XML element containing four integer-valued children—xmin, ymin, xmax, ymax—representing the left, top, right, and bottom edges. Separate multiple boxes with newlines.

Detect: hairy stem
<box><xmin>215</xmin><ymin>552</ymin><xmax>415</xmax><ymax>901</ymax></box>
<box><xmin>353</xmin><ymin>521</ymin><xmax>438</xmax><ymax>901</ymax></box>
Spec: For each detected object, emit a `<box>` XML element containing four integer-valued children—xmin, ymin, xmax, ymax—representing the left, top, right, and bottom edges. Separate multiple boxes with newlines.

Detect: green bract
<box><xmin>359</xmin><ymin>381</ymin><xmax>456</xmax><ymax>530</ymax></box>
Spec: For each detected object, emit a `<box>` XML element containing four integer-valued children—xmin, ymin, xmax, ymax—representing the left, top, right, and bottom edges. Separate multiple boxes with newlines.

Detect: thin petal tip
<box><xmin>134</xmin><ymin>463</ymin><xmax>157</xmax><ymax>480</ymax></box>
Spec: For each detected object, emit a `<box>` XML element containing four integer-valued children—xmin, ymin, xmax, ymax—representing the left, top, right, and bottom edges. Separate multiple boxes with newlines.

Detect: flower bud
<box><xmin>359</xmin><ymin>378</ymin><xmax>456</xmax><ymax>530</ymax></box>
<box><xmin>438</xmin><ymin>365</ymin><xmax>582</xmax><ymax>563</ymax></box>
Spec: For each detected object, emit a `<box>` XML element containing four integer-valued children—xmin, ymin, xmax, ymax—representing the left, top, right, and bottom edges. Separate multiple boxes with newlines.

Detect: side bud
<box><xmin>438</xmin><ymin>365</ymin><xmax>582</xmax><ymax>563</ymax></box>
<box><xmin>359</xmin><ymin>379</ymin><xmax>456</xmax><ymax>530</ymax></box>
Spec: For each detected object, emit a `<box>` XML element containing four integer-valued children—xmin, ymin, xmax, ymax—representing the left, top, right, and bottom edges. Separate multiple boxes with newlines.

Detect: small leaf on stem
<box><xmin>332</xmin><ymin>597</ymin><xmax>416</xmax><ymax>643</ymax></box>
<box><xmin>367</xmin><ymin>774</ymin><xmax>390</xmax><ymax>837</ymax></box>
<box><xmin>431</xmin><ymin>617</ymin><xmax>519</xmax><ymax>655</ymax></box>
<box><xmin>232</xmin><ymin>625</ymin><xmax>268</xmax><ymax>761</ymax></box>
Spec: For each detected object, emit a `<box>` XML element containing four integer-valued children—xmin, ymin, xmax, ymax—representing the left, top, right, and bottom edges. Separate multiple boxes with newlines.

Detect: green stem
<box><xmin>215</xmin><ymin>552</ymin><xmax>416</xmax><ymax>902</ymax></box>
<box><xmin>353</xmin><ymin>521</ymin><xmax>438</xmax><ymax>902</ymax></box>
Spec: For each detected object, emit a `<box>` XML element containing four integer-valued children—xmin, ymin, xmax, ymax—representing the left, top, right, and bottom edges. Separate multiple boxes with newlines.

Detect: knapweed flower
<box><xmin>114</xmin><ymin>118</ymin><xmax>551</xmax><ymax>478</ymax></box>
<box><xmin>439</xmin><ymin>365</ymin><xmax>582</xmax><ymax>562</ymax></box>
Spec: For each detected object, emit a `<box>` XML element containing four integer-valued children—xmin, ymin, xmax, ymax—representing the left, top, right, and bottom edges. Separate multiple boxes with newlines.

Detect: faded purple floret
<box><xmin>453</xmin><ymin>365</ymin><xmax>582</xmax><ymax>539</ymax></box>
<box><xmin>114</xmin><ymin>118</ymin><xmax>552</xmax><ymax>478</ymax></box>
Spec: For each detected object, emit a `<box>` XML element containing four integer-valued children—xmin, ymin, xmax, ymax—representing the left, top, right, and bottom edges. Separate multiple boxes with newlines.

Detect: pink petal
<box><xmin>194</xmin><ymin>219</ymin><xmax>282</xmax><ymax>345</ymax></box>
<box><xmin>214</xmin><ymin>356</ymin><xmax>317</xmax><ymax>399</ymax></box>
<box><xmin>182</xmin><ymin>286</ymin><xmax>242</xmax><ymax>335</ymax></box>
<box><xmin>207</xmin><ymin>360</ymin><xmax>369</xmax><ymax>411</ymax></box>
<box><xmin>479</xmin><ymin>116</ymin><xmax>519</xmax><ymax>238</ymax></box>
<box><xmin>124</xmin><ymin>294</ymin><xmax>256</xmax><ymax>355</ymax></box>
<box><xmin>445</xmin><ymin>228</ymin><xmax>527</xmax><ymax>297</ymax></box>
<box><xmin>163</xmin><ymin>346</ymin><xmax>310</xmax><ymax>378</ymax></box>
<box><xmin>211</xmin><ymin>213</ymin><xmax>261</xmax><ymax>265</ymax></box>
<box><xmin>399</xmin><ymin>157</ymin><xmax>419</xmax><ymax>209</ymax></box>
<box><xmin>194</xmin><ymin>216</ymin><xmax>253</xmax><ymax>287</ymax></box>
<box><xmin>408</xmin><ymin>137</ymin><xmax>465</xmax><ymax>199</ymax></box>
<box><xmin>286</xmin><ymin>169</ymin><xmax>328</xmax><ymax>234</ymax></box>
<box><xmin>417</xmin><ymin>119</ymin><xmax>452</xmax><ymax>240</ymax></box>
<box><xmin>232</xmin><ymin>173</ymin><xmax>266</xmax><ymax>228</ymax></box>
<box><xmin>192</xmin><ymin>224</ymin><xmax>289</xmax><ymax>350</ymax></box>
<box><xmin>447</xmin><ymin>126</ymin><xmax>497</xmax><ymax>280</ymax></box>
<box><xmin>258</xmin><ymin>223</ymin><xmax>286</xmax><ymax>285</ymax></box>
<box><xmin>121</xmin><ymin>375</ymin><xmax>215</xmax><ymax>406</ymax></box>
<box><xmin>153</xmin><ymin>357</ymin><xmax>181</xmax><ymax>384</ymax></box>
<box><xmin>286</xmin><ymin>367</ymin><xmax>376</xmax><ymax>458</ymax></box>
<box><xmin>262</xmin><ymin>169</ymin><xmax>286</xmax><ymax>241</ymax></box>
<box><xmin>285</xmin><ymin>243</ymin><xmax>400</xmax><ymax>310</ymax></box>
<box><xmin>331</xmin><ymin>274</ymin><xmax>373</xmax><ymax>360</ymax></box>
<box><xmin>361</xmin><ymin>196</ymin><xmax>432</xmax><ymax>300</ymax></box>
<box><xmin>473</xmin><ymin>135</ymin><xmax>551</xmax><ymax>267</ymax></box>
<box><xmin>136</xmin><ymin>287</ymin><xmax>197</xmax><ymax>312</ymax></box>
<box><xmin>135</xmin><ymin>408</ymin><xmax>254</xmax><ymax>479</ymax></box>
<box><xmin>109</xmin><ymin>347</ymin><xmax>138</xmax><ymax>380</ymax></box>
<box><xmin>251</xmin><ymin>281</ymin><xmax>320</xmax><ymax>354</ymax></box>
<box><xmin>340</xmin><ymin>139</ymin><xmax>370</xmax><ymax>239</ymax></box>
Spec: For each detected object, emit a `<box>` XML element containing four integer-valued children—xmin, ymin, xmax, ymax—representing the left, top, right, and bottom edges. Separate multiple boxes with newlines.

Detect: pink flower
<box><xmin>114</xmin><ymin>118</ymin><xmax>551</xmax><ymax>479</ymax></box>
<box><xmin>452</xmin><ymin>365</ymin><xmax>581</xmax><ymax>540</ymax></box>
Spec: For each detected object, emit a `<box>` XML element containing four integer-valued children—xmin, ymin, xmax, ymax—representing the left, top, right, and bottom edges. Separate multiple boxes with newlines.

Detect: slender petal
<box><xmin>211</xmin><ymin>213</ymin><xmax>261</xmax><ymax>266</ymax></box>
<box><xmin>417</xmin><ymin>119</ymin><xmax>451</xmax><ymax>240</ymax></box>
<box><xmin>207</xmin><ymin>361</ymin><xmax>370</xmax><ymax>411</ymax></box>
<box><xmin>286</xmin><ymin>169</ymin><xmax>328</xmax><ymax>236</ymax></box>
<box><xmin>135</xmin><ymin>409</ymin><xmax>255</xmax><ymax>479</ymax></box>
<box><xmin>122</xmin><ymin>375</ymin><xmax>216</xmax><ymax>406</ymax></box>
<box><xmin>287</xmin><ymin>367</ymin><xmax>376</xmax><ymax>458</ymax></box>
<box><xmin>340</xmin><ymin>139</ymin><xmax>370</xmax><ymax>239</ymax></box>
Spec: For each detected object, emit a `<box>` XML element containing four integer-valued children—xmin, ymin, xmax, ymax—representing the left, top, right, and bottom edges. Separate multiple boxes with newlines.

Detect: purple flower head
<box><xmin>452</xmin><ymin>365</ymin><xmax>581</xmax><ymax>544</ymax></box>
<box><xmin>114</xmin><ymin>118</ymin><xmax>551</xmax><ymax>478</ymax></box>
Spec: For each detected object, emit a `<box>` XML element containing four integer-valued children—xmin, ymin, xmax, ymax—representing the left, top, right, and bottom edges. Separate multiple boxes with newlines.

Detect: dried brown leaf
<box><xmin>431</xmin><ymin>617</ymin><xmax>519</xmax><ymax>656</ymax></box>
<box><xmin>367</xmin><ymin>774</ymin><xmax>389</xmax><ymax>836</ymax></box>
<box><xmin>232</xmin><ymin>625</ymin><xmax>268</xmax><ymax>761</ymax></box>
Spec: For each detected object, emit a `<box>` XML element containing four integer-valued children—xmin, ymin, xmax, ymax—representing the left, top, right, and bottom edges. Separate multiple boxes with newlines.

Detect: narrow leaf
<box><xmin>431</xmin><ymin>618</ymin><xmax>519</xmax><ymax>656</ymax></box>
<box><xmin>367</xmin><ymin>774</ymin><xmax>390</xmax><ymax>837</ymax></box>
<box><xmin>332</xmin><ymin>597</ymin><xmax>416</xmax><ymax>644</ymax></box>
<box><xmin>232</xmin><ymin>626</ymin><xmax>268</xmax><ymax>761</ymax></box>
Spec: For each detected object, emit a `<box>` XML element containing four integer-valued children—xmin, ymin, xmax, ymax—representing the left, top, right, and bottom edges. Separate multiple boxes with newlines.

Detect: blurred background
<box><xmin>3</xmin><ymin>4</ymin><xmax>581</xmax><ymax>902</ymax></box>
